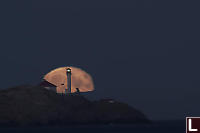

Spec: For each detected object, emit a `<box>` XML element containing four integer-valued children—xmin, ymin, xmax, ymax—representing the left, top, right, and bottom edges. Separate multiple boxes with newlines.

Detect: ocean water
<box><xmin>0</xmin><ymin>120</ymin><xmax>185</xmax><ymax>133</ymax></box>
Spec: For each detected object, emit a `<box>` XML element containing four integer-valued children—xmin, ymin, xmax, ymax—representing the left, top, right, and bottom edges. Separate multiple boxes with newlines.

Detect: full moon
<box><xmin>44</xmin><ymin>67</ymin><xmax>94</xmax><ymax>93</ymax></box>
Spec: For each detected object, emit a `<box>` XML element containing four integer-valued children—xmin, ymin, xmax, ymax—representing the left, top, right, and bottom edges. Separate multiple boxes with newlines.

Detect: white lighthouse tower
<box><xmin>66</xmin><ymin>68</ymin><xmax>72</xmax><ymax>93</ymax></box>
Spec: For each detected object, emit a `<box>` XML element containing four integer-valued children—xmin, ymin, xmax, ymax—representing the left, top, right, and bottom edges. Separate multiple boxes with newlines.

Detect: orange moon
<box><xmin>44</xmin><ymin>67</ymin><xmax>94</xmax><ymax>93</ymax></box>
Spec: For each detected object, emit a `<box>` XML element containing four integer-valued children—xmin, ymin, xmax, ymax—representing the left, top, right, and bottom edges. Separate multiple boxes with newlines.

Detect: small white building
<box><xmin>39</xmin><ymin>79</ymin><xmax>57</xmax><ymax>92</ymax></box>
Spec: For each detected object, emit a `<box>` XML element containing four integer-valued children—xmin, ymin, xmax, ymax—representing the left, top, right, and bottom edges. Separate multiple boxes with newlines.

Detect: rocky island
<box><xmin>0</xmin><ymin>85</ymin><xmax>149</xmax><ymax>126</ymax></box>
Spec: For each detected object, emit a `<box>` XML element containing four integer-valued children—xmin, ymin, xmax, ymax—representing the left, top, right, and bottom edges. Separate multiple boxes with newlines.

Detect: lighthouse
<box><xmin>66</xmin><ymin>68</ymin><xmax>72</xmax><ymax>93</ymax></box>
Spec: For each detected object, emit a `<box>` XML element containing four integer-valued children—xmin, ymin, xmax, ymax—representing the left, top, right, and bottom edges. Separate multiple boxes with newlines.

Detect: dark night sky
<box><xmin>1</xmin><ymin>0</ymin><xmax>200</xmax><ymax>120</ymax></box>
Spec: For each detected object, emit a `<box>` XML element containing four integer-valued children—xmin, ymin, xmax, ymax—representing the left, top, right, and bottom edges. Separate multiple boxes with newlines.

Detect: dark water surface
<box><xmin>0</xmin><ymin>120</ymin><xmax>185</xmax><ymax>133</ymax></box>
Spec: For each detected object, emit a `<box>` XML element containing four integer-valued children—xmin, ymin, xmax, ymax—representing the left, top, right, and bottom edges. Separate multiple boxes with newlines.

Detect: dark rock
<box><xmin>0</xmin><ymin>85</ymin><xmax>150</xmax><ymax>126</ymax></box>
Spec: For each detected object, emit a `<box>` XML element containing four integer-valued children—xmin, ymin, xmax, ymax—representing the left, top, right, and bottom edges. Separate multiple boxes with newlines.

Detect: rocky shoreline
<box><xmin>0</xmin><ymin>85</ymin><xmax>150</xmax><ymax>126</ymax></box>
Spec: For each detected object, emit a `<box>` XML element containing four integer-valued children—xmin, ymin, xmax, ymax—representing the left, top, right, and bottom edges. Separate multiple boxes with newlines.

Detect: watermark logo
<box><xmin>186</xmin><ymin>117</ymin><xmax>200</xmax><ymax>133</ymax></box>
